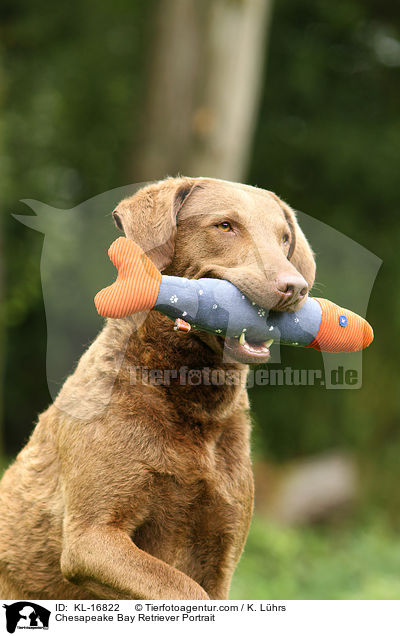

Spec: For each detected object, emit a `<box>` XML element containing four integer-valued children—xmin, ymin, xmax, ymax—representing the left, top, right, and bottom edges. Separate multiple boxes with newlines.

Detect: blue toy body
<box><xmin>156</xmin><ymin>276</ymin><xmax>322</xmax><ymax>346</ymax></box>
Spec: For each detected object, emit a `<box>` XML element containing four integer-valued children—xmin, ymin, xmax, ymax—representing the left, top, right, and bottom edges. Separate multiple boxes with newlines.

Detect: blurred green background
<box><xmin>0</xmin><ymin>0</ymin><xmax>399</xmax><ymax>599</ymax></box>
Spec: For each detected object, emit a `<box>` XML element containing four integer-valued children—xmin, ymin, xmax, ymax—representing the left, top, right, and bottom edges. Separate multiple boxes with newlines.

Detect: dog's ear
<box><xmin>112</xmin><ymin>177</ymin><xmax>198</xmax><ymax>271</ymax></box>
<box><xmin>268</xmin><ymin>192</ymin><xmax>316</xmax><ymax>289</ymax></box>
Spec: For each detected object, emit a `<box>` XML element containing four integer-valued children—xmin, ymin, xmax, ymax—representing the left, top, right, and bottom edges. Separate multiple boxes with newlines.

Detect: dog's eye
<box><xmin>113</xmin><ymin>210</ymin><xmax>123</xmax><ymax>231</ymax></box>
<box><xmin>217</xmin><ymin>222</ymin><xmax>233</xmax><ymax>232</ymax></box>
<box><xmin>282</xmin><ymin>233</ymin><xmax>290</xmax><ymax>245</ymax></box>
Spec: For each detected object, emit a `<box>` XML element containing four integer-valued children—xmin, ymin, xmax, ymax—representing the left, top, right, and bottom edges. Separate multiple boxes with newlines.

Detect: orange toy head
<box><xmin>306</xmin><ymin>297</ymin><xmax>374</xmax><ymax>352</ymax></box>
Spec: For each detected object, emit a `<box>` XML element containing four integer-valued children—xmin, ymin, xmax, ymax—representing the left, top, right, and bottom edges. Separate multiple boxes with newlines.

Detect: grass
<box><xmin>230</xmin><ymin>515</ymin><xmax>400</xmax><ymax>599</ymax></box>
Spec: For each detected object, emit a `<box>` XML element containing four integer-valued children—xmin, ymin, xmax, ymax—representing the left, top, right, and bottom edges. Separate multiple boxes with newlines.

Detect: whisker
<box><xmin>310</xmin><ymin>281</ymin><xmax>326</xmax><ymax>292</ymax></box>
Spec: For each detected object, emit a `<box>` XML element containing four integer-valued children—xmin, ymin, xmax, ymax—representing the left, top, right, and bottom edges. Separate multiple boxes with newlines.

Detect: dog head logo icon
<box><xmin>2</xmin><ymin>602</ymin><xmax>50</xmax><ymax>633</ymax></box>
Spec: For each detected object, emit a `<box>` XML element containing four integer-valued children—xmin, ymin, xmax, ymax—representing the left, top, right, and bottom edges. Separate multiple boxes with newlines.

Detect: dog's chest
<box><xmin>130</xmin><ymin>431</ymin><xmax>253</xmax><ymax>580</ymax></box>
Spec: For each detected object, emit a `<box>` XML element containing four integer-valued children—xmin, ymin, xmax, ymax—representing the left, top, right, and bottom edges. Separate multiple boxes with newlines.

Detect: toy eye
<box><xmin>217</xmin><ymin>221</ymin><xmax>233</xmax><ymax>232</ymax></box>
<box><xmin>282</xmin><ymin>233</ymin><xmax>290</xmax><ymax>244</ymax></box>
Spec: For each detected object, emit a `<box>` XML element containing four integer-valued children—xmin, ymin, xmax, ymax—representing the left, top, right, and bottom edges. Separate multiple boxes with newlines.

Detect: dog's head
<box><xmin>112</xmin><ymin>177</ymin><xmax>316</xmax><ymax>363</ymax></box>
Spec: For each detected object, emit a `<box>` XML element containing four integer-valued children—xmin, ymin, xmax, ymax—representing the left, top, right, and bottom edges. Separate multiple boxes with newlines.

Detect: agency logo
<box><xmin>2</xmin><ymin>602</ymin><xmax>50</xmax><ymax>633</ymax></box>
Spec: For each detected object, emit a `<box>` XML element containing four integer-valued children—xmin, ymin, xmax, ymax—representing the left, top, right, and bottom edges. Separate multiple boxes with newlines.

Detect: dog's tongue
<box><xmin>223</xmin><ymin>335</ymin><xmax>272</xmax><ymax>364</ymax></box>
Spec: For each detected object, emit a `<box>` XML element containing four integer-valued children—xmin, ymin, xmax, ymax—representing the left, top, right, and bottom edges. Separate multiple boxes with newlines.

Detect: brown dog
<box><xmin>0</xmin><ymin>177</ymin><xmax>315</xmax><ymax>600</ymax></box>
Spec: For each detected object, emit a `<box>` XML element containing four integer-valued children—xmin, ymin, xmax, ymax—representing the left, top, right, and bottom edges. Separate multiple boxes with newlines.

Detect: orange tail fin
<box><xmin>94</xmin><ymin>237</ymin><xmax>162</xmax><ymax>318</ymax></box>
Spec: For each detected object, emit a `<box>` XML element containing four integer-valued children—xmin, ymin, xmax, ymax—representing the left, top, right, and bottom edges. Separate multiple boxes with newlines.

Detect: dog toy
<box><xmin>94</xmin><ymin>237</ymin><xmax>374</xmax><ymax>353</ymax></box>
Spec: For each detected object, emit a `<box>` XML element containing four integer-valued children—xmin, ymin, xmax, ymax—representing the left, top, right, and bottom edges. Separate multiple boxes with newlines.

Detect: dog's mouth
<box><xmin>219</xmin><ymin>334</ymin><xmax>273</xmax><ymax>364</ymax></box>
<box><xmin>191</xmin><ymin>271</ymin><xmax>275</xmax><ymax>364</ymax></box>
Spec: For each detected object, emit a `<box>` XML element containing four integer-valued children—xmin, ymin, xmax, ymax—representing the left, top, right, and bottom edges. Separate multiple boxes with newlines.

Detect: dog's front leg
<box><xmin>61</xmin><ymin>525</ymin><xmax>209</xmax><ymax>600</ymax></box>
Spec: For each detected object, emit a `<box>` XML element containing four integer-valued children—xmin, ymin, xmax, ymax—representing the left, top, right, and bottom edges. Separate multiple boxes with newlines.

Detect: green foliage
<box><xmin>0</xmin><ymin>0</ymin><xmax>155</xmax><ymax>447</ymax></box>
<box><xmin>246</xmin><ymin>0</ymin><xmax>400</xmax><ymax>517</ymax></box>
<box><xmin>231</xmin><ymin>515</ymin><xmax>400</xmax><ymax>599</ymax></box>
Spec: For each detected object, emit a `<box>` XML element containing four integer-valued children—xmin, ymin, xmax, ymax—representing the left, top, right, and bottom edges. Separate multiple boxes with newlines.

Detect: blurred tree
<box><xmin>134</xmin><ymin>0</ymin><xmax>272</xmax><ymax>181</ymax></box>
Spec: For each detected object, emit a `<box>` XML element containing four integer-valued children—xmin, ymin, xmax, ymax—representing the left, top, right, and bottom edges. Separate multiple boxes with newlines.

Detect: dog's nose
<box><xmin>276</xmin><ymin>274</ymin><xmax>308</xmax><ymax>301</ymax></box>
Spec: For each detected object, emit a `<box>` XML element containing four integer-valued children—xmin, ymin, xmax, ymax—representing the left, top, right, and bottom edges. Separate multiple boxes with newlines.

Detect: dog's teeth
<box><xmin>239</xmin><ymin>332</ymin><xmax>246</xmax><ymax>345</ymax></box>
<box><xmin>263</xmin><ymin>339</ymin><xmax>274</xmax><ymax>348</ymax></box>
